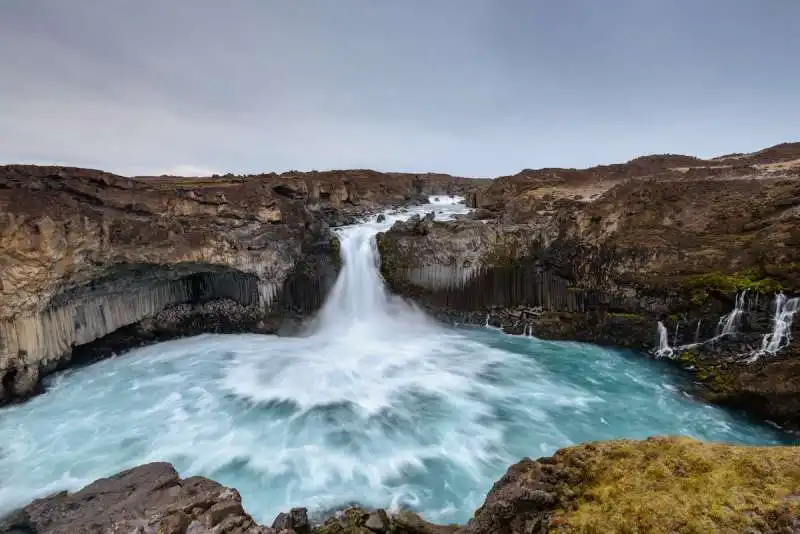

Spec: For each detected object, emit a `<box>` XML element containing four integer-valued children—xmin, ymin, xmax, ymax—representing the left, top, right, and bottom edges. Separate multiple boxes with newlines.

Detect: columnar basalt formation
<box><xmin>0</xmin><ymin>165</ymin><xmax>478</xmax><ymax>405</ymax></box>
<box><xmin>377</xmin><ymin>143</ymin><xmax>800</xmax><ymax>428</ymax></box>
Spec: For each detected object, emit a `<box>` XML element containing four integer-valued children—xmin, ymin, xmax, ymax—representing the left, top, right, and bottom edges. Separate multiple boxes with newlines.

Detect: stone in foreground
<box><xmin>0</xmin><ymin>463</ymin><xmax>271</xmax><ymax>534</ymax></box>
<box><xmin>3</xmin><ymin>437</ymin><xmax>798</xmax><ymax>533</ymax></box>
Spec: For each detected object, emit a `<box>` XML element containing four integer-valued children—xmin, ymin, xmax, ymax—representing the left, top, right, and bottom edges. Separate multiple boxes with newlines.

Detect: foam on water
<box><xmin>0</xmin><ymin>197</ymin><xmax>793</xmax><ymax>523</ymax></box>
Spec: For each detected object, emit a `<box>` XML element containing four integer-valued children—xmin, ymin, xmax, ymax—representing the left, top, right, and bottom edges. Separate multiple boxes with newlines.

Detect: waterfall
<box><xmin>759</xmin><ymin>294</ymin><xmax>800</xmax><ymax>354</ymax></box>
<box><xmin>524</xmin><ymin>324</ymin><xmax>534</xmax><ymax>338</ymax></box>
<box><xmin>717</xmin><ymin>290</ymin><xmax>748</xmax><ymax>337</ymax></box>
<box><xmin>655</xmin><ymin>321</ymin><xmax>674</xmax><ymax>358</ymax></box>
<box><xmin>694</xmin><ymin>319</ymin><xmax>702</xmax><ymax>344</ymax></box>
<box><xmin>310</xmin><ymin>197</ymin><xmax>469</xmax><ymax>336</ymax></box>
<box><xmin>673</xmin><ymin>320</ymin><xmax>680</xmax><ymax>347</ymax></box>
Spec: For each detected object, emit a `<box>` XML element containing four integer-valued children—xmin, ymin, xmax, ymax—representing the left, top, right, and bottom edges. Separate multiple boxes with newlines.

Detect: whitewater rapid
<box><xmin>0</xmin><ymin>197</ymin><xmax>793</xmax><ymax>523</ymax></box>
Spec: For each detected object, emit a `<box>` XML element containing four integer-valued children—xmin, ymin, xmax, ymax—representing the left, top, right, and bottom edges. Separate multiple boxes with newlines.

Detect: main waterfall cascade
<box><xmin>0</xmin><ymin>197</ymin><xmax>793</xmax><ymax>525</ymax></box>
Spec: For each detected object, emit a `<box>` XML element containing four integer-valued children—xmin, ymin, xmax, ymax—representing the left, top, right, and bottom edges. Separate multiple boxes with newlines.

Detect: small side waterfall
<box><xmin>759</xmin><ymin>294</ymin><xmax>800</xmax><ymax>354</ymax></box>
<box><xmin>655</xmin><ymin>321</ymin><xmax>674</xmax><ymax>358</ymax></box>
<box><xmin>717</xmin><ymin>290</ymin><xmax>748</xmax><ymax>337</ymax></box>
<box><xmin>673</xmin><ymin>319</ymin><xmax>681</xmax><ymax>347</ymax></box>
<box><xmin>524</xmin><ymin>324</ymin><xmax>535</xmax><ymax>338</ymax></box>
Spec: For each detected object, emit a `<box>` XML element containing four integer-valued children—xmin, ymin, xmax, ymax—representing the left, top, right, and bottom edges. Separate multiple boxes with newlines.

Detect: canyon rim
<box><xmin>1</xmin><ymin>143</ymin><xmax>799</xmax><ymax>533</ymax></box>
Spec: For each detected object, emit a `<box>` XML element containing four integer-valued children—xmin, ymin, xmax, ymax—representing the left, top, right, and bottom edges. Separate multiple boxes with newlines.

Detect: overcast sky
<box><xmin>1</xmin><ymin>1</ymin><xmax>798</xmax><ymax>177</ymax></box>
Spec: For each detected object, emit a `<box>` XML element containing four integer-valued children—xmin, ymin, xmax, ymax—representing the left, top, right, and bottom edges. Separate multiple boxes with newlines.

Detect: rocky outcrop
<box><xmin>0</xmin><ymin>463</ymin><xmax>457</xmax><ymax>534</ymax></box>
<box><xmin>675</xmin><ymin>343</ymin><xmax>800</xmax><ymax>429</ymax></box>
<box><xmin>312</xmin><ymin>507</ymin><xmax>457</xmax><ymax>534</ymax></box>
<box><xmin>377</xmin><ymin>143</ymin><xmax>800</xmax><ymax>427</ymax></box>
<box><xmin>0</xmin><ymin>462</ymin><xmax>272</xmax><ymax>534</ymax></box>
<box><xmin>5</xmin><ymin>438</ymin><xmax>798</xmax><ymax>533</ymax></box>
<box><xmin>0</xmin><ymin>165</ymin><xmax>478</xmax><ymax>405</ymax></box>
<box><xmin>0</xmin><ymin>166</ymin><xmax>340</xmax><ymax>404</ymax></box>
<box><xmin>463</xmin><ymin>437</ymin><xmax>800</xmax><ymax>534</ymax></box>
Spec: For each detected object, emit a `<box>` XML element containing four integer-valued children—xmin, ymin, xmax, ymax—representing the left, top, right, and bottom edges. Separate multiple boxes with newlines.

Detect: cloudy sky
<box><xmin>1</xmin><ymin>1</ymin><xmax>798</xmax><ymax>177</ymax></box>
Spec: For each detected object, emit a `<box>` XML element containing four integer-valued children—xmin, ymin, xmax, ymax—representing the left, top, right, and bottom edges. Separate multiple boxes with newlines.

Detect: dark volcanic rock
<box><xmin>311</xmin><ymin>507</ymin><xmax>457</xmax><ymax>534</ymax></box>
<box><xmin>675</xmin><ymin>342</ymin><xmax>800</xmax><ymax>429</ymax></box>
<box><xmin>271</xmin><ymin>508</ymin><xmax>310</xmax><ymax>534</ymax></box>
<box><xmin>0</xmin><ymin>463</ymin><xmax>273</xmax><ymax>534</ymax></box>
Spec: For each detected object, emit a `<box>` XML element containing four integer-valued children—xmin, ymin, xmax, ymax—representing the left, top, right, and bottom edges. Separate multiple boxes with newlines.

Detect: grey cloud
<box><xmin>1</xmin><ymin>0</ymin><xmax>798</xmax><ymax>177</ymax></box>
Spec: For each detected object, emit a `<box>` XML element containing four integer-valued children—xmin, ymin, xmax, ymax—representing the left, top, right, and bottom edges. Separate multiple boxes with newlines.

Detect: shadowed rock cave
<box><xmin>0</xmin><ymin>261</ymin><xmax>338</xmax><ymax>403</ymax></box>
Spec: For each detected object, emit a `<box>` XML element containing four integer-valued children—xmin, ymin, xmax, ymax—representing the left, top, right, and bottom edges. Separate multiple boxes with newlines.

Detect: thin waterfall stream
<box><xmin>0</xmin><ymin>197</ymin><xmax>793</xmax><ymax>524</ymax></box>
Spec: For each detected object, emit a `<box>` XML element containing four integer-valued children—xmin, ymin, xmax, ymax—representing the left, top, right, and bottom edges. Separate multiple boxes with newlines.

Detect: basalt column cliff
<box><xmin>0</xmin><ymin>165</ymin><xmax>479</xmax><ymax>404</ymax></box>
<box><xmin>377</xmin><ymin>143</ymin><xmax>800</xmax><ymax>428</ymax></box>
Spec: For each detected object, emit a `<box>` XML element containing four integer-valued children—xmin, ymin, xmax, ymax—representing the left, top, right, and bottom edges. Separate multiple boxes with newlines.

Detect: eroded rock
<box><xmin>0</xmin><ymin>463</ymin><xmax>272</xmax><ymax>534</ymax></box>
<box><xmin>310</xmin><ymin>507</ymin><xmax>456</xmax><ymax>534</ymax></box>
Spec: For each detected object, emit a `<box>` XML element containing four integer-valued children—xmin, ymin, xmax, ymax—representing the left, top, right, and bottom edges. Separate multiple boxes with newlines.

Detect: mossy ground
<box><xmin>553</xmin><ymin>437</ymin><xmax>800</xmax><ymax>533</ymax></box>
<box><xmin>606</xmin><ymin>312</ymin><xmax>645</xmax><ymax>319</ymax></box>
<box><xmin>682</xmin><ymin>269</ymin><xmax>785</xmax><ymax>305</ymax></box>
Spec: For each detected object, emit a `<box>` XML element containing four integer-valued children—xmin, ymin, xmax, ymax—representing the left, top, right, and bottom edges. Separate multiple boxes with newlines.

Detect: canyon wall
<box><xmin>0</xmin><ymin>165</ymin><xmax>478</xmax><ymax>404</ymax></box>
<box><xmin>378</xmin><ymin>143</ymin><xmax>800</xmax><ymax>428</ymax></box>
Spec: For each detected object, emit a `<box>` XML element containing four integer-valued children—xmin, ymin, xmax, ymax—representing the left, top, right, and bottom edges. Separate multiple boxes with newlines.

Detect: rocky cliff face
<box><xmin>0</xmin><ymin>165</ymin><xmax>338</xmax><ymax>404</ymax></box>
<box><xmin>141</xmin><ymin>169</ymin><xmax>483</xmax><ymax>227</ymax></box>
<box><xmin>0</xmin><ymin>165</ymin><xmax>478</xmax><ymax>405</ymax></box>
<box><xmin>377</xmin><ymin>143</ymin><xmax>800</xmax><ymax>427</ymax></box>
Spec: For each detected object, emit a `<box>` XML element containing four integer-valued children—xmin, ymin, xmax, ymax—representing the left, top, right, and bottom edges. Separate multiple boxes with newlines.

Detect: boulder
<box><xmin>0</xmin><ymin>462</ymin><xmax>274</xmax><ymax>534</ymax></box>
<box><xmin>271</xmin><ymin>508</ymin><xmax>310</xmax><ymax>534</ymax></box>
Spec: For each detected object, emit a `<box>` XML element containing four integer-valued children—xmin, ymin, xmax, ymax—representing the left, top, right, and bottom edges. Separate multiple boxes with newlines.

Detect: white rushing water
<box><xmin>0</xmin><ymin>197</ymin><xmax>793</xmax><ymax>524</ymax></box>
<box><xmin>656</xmin><ymin>289</ymin><xmax>799</xmax><ymax>361</ymax></box>
<box><xmin>760</xmin><ymin>294</ymin><xmax>800</xmax><ymax>354</ymax></box>
<box><xmin>655</xmin><ymin>321</ymin><xmax>674</xmax><ymax>358</ymax></box>
<box><xmin>717</xmin><ymin>290</ymin><xmax>748</xmax><ymax>337</ymax></box>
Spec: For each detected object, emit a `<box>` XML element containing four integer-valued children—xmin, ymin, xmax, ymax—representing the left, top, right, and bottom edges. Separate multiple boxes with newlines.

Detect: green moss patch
<box><xmin>607</xmin><ymin>312</ymin><xmax>646</xmax><ymax>320</ymax></box>
<box><xmin>683</xmin><ymin>270</ymin><xmax>785</xmax><ymax>294</ymax></box>
<box><xmin>555</xmin><ymin>437</ymin><xmax>800</xmax><ymax>533</ymax></box>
